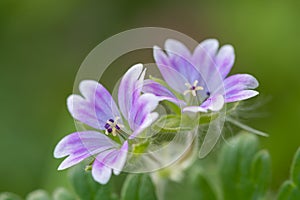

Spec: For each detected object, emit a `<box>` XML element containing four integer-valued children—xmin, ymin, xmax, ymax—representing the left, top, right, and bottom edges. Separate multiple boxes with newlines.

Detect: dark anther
<box><xmin>104</xmin><ymin>123</ymin><xmax>110</xmax><ymax>129</ymax></box>
<box><xmin>206</xmin><ymin>91</ymin><xmax>211</xmax><ymax>96</ymax></box>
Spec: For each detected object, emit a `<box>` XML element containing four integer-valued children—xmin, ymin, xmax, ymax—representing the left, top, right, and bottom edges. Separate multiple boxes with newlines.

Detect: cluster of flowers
<box><xmin>54</xmin><ymin>39</ymin><xmax>259</xmax><ymax>184</ymax></box>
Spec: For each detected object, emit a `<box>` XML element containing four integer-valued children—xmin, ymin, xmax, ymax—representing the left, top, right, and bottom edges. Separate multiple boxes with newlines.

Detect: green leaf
<box><xmin>0</xmin><ymin>192</ymin><xmax>22</xmax><ymax>200</ymax></box>
<box><xmin>277</xmin><ymin>148</ymin><xmax>300</xmax><ymax>200</ymax></box>
<box><xmin>26</xmin><ymin>190</ymin><xmax>51</xmax><ymax>200</ymax></box>
<box><xmin>251</xmin><ymin>150</ymin><xmax>272</xmax><ymax>199</ymax></box>
<box><xmin>193</xmin><ymin>174</ymin><xmax>217</xmax><ymax>200</ymax></box>
<box><xmin>163</xmin><ymin>172</ymin><xmax>217</xmax><ymax>200</ymax></box>
<box><xmin>277</xmin><ymin>181</ymin><xmax>300</xmax><ymax>200</ymax></box>
<box><xmin>121</xmin><ymin>174</ymin><xmax>157</xmax><ymax>200</ymax></box>
<box><xmin>219</xmin><ymin>133</ymin><xmax>271</xmax><ymax>200</ymax></box>
<box><xmin>291</xmin><ymin>147</ymin><xmax>300</xmax><ymax>185</ymax></box>
<box><xmin>52</xmin><ymin>188</ymin><xmax>76</xmax><ymax>200</ymax></box>
<box><xmin>68</xmin><ymin>164</ymin><xmax>114</xmax><ymax>200</ymax></box>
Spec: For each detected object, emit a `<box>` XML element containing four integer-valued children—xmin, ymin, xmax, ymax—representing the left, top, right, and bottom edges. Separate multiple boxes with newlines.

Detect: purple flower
<box><xmin>54</xmin><ymin>64</ymin><xmax>160</xmax><ymax>184</ymax></box>
<box><xmin>143</xmin><ymin>39</ymin><xmax>259</xmax><ymax>113</ymax></box>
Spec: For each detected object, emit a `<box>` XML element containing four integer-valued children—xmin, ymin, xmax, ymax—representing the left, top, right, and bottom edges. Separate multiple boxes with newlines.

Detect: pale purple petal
<box><xmin>192</xmin><ymin>39</ymin><xmax>219</xmax><ymax>87</ymax></box>
<box><xmin>225</xmin><ymin>90</ymin><xmax>259</xmax><ymax>103</ymax></box>
<box><xmin>92</xmin><ymin>159</ymin><xmax>112</xmax><ymax>184</ymax></box>
<box><xmin>182</xmin><ymin>106</ymin><xmax>208</xmax><ymax>113</ymax></box>
<box><xmin>54</xmin><ymin>131</ymin><xmax>118</xmax><ymax>170</ymax></box>
<box><xmin>153</xmin><ymin>45</ymin><xmax>170</xmax><ymax>68</ymax></box>
<box><xmin>111</xmin><ymin>141</ymin><xmax>128</xmax><ymax>175</ymax></box>
<box><xmin>142</xmin><ymin>80</ymin><xmax>183</xmax><ymax>105</ymax></box>
<box><xmin>153</xmin><ymin>59</ymin><xmax>189</xmax><ymax>93</ymax></box>
<box><xmin>165</xmin><ymin>39</ymin><xmax>192</xmax><ymax>59</ymax></box>
<box><xmin>200</xmin><ymin>95</ymin><xmax>224</xmax><ymax>112</ymax></box>
<box><xmin>93</xmin><ymin>142</ymin><xmax>128</xmax><ymax>178</ymax></box>
<box><xmin>67</xmin><ymin>80</ymin><xmax>120</xmax><ymax>130</ymax></box>
<box><xmin>223</xmin><ymin>74</ymin><xmax>259</xmax><ymax>94</ymax></box>
<box><xmin>143</xmin><ymin>79</ymin><xmax>175</xmax><ymax>98</ymax></box>
<box><xmin>215</xmin><ymin>45</ymin><xmax>235</xmax><ymax>78</ymax></box>
<box><xmin>129</xmin><ymin>112</ymin><xmax>159</xmax><ymax>139</ymax></box>
<box><xmin>162</xmin><ymin>40</ymin><xmax>201</xmax><ymax>85</ymax></box>
<box><xmin>118</xmin><ymin>63</ymin><xmax>145</xmax><ymax>121</ymax></box>
<box><xmin>128</xmin><ymin>93</ymin><xmax>160</xmax><ymax>131</ymax></box>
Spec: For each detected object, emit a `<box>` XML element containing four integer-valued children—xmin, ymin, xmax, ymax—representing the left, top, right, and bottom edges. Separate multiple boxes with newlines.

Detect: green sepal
<box><xmin>160</xmin><ymin>100</ymin><xmax>181</xmax><ymax>115</ymax></box>
<box><xmin>199</xmin><ymin>112</ymin><xmax>219</xmax><ymax>124</ymax></box>
<box><xmin>131</xmin><ymin>139</ymin><xmax>150</xmax><ymax>154</ymax></box>
<box><xmin>151</xmin><ymin>115</ymin><xmax>182</xmax><ymax>134</ymax></box>
<box><xmin>226</xmin><ymin>117</ymin><xmax>268</xmax><ymax>137</ymax></box>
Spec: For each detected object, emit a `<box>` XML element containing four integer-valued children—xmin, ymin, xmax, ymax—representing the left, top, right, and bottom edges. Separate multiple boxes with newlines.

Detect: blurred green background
<box><xmin>0</xmin><ymin>0</ymin><xmax>299</xmax><ymax>196</ymax></box>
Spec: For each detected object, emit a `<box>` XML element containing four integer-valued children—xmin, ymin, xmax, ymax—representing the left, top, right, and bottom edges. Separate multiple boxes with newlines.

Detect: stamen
<box><xmin>183</xmin><ymin>80</ymin><xmax>204</xmax><ymax>97</ymax></box>
<box><xmin>104</xmin><ymin>117</ymin><xmax>124</xmax><ymax>137</ymax></box>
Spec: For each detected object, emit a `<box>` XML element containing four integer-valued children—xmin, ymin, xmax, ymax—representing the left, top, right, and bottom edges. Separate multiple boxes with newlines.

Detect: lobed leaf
<box><xmin>25</xmin><ymin>190</ymin><xmax>51</xmax><ymax>200</ymax></box>
<box><xmin>121</xmin><ymin>174</ymin><xmax>157</xmax><ymax>200</ymax></box>
<box><xmin>163</xmin><ymin>172</ymin><xmax>217</xmax><ymax>200</ymax></box>
<box><xmin>219</xmin><ymin>133</ymin><xmax>271</xmax><ymax>200</ymax></box>
<box><xmin>291</xmin><ymin>148</ymin><xmax>300</xmax><ymax>185</ymax></box>
<box><xmin>52</xmin><ymin>188</ymin><xmax>76</xmax><ymax>200</ymax></box>
<box><xmin>0</xmin><ymin>192</ymin><xmax>22</xmax><ymax>200</ymax></box>
<box><xmin>277</xmin><ymin>148</ymin><xmax>300</xmax><ymax>200</ymax></box>
<box><xmin>251</xmin><ymin>150</ymin><xmax>272</xmax><ymax>199</ymax></box>
<box><xmin>68</xmin><ymin>164</ymin><xmax>114</xmax><ymax>200</ymax></box>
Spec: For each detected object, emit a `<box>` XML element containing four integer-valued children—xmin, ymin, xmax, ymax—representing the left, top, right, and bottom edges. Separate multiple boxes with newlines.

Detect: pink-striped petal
<box><xmin>200</xmin><ymin>95</ymin><xmax>224</xmax><ymax>112</ymax></box>
<box><xmin>128</xmin><ymin>93</ymin><xmax>160</xmax><ymax>131</ymax></box>
<box><xmin>92</xmin><ymin>159</ymin><xmax>112</xmax><ymax>184</ymax></box>
<box><xmin>118</xmin><ymin>64</ymin><xmax>145</xmax><ymax>121</ymax></box>
<box><xmin>225</xmin><ymin>90</ymin><xmax>259</xmax><ymax>103</ymax></box>
<box><xmin>153</xmin><ymin>54</ymin><xmax>189</xmax><ymax>93</ymax></box>
<box><xmin>129</xmin><ymin>112</ymin><xmax>159</xmax><ymax>139</ymax></box>
<box><xmin>67</xmin><ymin>80</ymin><xmax>120</xmax><ymax>130</ymax></box>
<box><xmin>224</xmin><ymin>74</ymin><xmax>259</xmax><ymax>94</ymax></box>
<box><xmin>165</xmin><ymin>39</ymin><xmax>192</xmax><ymax>59</ymax></box>
<box><xmin>92</xmin><ymin>141</ymin><xmax>128</xmax><ymax>184</ymax></box>
<box><xmin>54</xmin><ymin>131</ymin><xmax>118</xmax><ymax>170</ymax></box>
<box><xmin>215</xmin><ymin>45</ymin><xmax>235</xmax><ymax>78</ymax></box>
<box><xmin>192</xmin><ymin>39</ymin><xmax>219</xmax><ymax>85</ymax></box>
<box><xmin>163</xmin><ymin>40</ymin><xmax>201</xmax><ymax>85</ymax></box>
<box><xmin>143</xmin><ymin>80</ymin><xmax>183</xmax><ymax>105</ymax></box>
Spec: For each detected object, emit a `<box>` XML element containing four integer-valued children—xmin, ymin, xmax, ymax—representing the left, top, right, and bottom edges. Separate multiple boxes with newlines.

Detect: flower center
<box><xmin>183</xmin><ymin>80</ymin><xmax>204</xmax><ymax>97</ymax></box>
<box><xmin>104</xmin><ymin>117</ymin><xmax>123</xmax><ymax>136</ymax></box>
